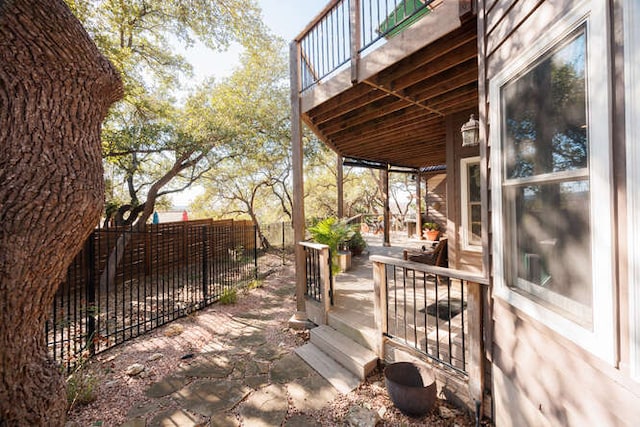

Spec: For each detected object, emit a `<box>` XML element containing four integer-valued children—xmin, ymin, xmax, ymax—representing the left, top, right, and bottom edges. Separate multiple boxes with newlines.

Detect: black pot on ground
<box><xmin>384</xmin><ymin>362</ymin><xmax>437</xmax><ymax>416</ymax></box>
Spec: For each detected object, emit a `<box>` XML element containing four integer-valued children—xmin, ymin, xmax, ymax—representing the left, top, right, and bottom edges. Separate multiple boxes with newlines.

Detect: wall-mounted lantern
<box><xmin>461</xmin><ymin>114</ymin><xmax>480</xmax><ymax>147</ymax></box>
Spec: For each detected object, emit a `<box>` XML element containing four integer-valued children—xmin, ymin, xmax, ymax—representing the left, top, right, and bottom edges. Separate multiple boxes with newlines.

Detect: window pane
<box><xmin>506</xmin><ymin>180</ymin><xmax>592</xmax><ymax>325</ymax></box>
<box><xmin>468</xmin><ymin>163</ymin><xmax>481</xmax><ymax>202</ymax></box>
<box><xmin>503</xmin><ymin>28</ymin><xmax>588</xmax><ymax>179</ymax></box>
<box><xmin>471</xmin><ymin>204</ymin><xmax>481</xmax><ymax>244</ymax></box>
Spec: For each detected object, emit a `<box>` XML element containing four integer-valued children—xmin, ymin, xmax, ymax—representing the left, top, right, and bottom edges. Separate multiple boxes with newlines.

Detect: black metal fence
<box><xmin>258</xmin><ymin>221</ymin><xmax>294</xmax><ymax>265</ymax></box>
<box><xmin>46</xmin><ymin>219</ymin><xmax>258</xmax><ymax>371</ymax></box>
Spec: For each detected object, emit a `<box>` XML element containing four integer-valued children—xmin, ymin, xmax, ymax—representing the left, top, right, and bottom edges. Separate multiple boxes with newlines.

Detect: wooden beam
<box><xmin>339</xmin><ymin>126</ymin><xmax>446</xmax><ymax>152</ymax></box>
<box><xmin>382</xmin><ymin>39</ymin><xmax>478</xmax><ymax>91</ymax></box>
<box><xmin>468</xmin><ymin>282</ymin><xmax>485</xmax><ymax>412</ymax></box>
<box><xmin>416</xmin><ymin>173</ymin><xmax>424</xmax><ymax>239</ymax></box>
<box><xmin>289</xmin><ymin>41</ymin><xmax>307</xmax><ymax>322</ymax></box>
<box><xmin>372</xmin><ymin>259</ymin><xmax>388</xmax><ymax>358</ymax></box>
<box><xmin>312</xmin><ymin>87</ymin><xmax>388</xmax><ymax>125</ymax></box>
<box><xmin>382</xmin><ymin>168</ymin><xmax>390</xmax><ymax>247</ymax></box>
<box><xmin>350</xmin><ymin>0</ymin><xmax>361</xmax><ymax>84</ymax></box>
<box><xmin>319</xmin><ymin>96</ymin><xmax>413</xmax><ymax>136</ymax></box>
<box><xmin>407</xmin><ymin>60</ymin><xmax>479</xmax><ymax>100</ymax></box>
<box><xmin>373</xmin><ymin>20</ymin><xmax>477</xmax><ymax>87</ymax></box>
<box><xmin>323</xmin><ymin>105</ymin><xmax>440</xmax><ymax>142</ymax></box>
<box><xmin>337</xmin><ymin>153</ymin><xmax>344</xmax><ymax>218</ymax></box>
<box><xmin>363</xmin><ymin>79</ymin><xmax>445</xmax><ymax>117</ymax></box>
<box><xmin>334</xmin><ymin>113</ymin><xmax>443</xmax><ymax>147</ymax></box>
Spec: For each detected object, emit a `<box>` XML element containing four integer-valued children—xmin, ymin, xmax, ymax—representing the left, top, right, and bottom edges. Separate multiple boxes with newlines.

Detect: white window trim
<box><xmin>624</xmin><ymin>0</ymin><xmax>640</xmax><ymax>380</ymax></box>
<box><xmin>490</xmin><ymin>0</ymin><xmax>615</xmax><ymax>364</ymax></box>
<box><xmin>460</xmin><ymin>156</ymin><xmax>482</xmax><ymax>252</ymax></box>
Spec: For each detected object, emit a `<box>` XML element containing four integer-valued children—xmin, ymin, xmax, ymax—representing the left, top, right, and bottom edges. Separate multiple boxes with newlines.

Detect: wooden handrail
<box><xmin>370</xmin><ymin>254</ymin><xmax>490</xmax><ymax>285</ymax></box>
<box><xmin>294</xmin><ymin>0</ymin><xmax>343</xmax><ymax>42</ymax></box>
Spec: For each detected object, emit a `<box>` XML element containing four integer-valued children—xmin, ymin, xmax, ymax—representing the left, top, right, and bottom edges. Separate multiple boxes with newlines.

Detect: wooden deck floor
<box><xmin>331</xmin><ymin>232</ymin><xmax>468</xmax><ymax>371</ymax></box>
<box><xmin>331</xmin><ymin>231</ymin><xmax>427</xmax><ymax>334</ymax></box>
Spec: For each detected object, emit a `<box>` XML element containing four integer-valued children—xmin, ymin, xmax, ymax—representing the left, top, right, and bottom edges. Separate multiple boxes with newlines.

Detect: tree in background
<box><xmin>0</xmin><ymin>1</ymin><xmax>122</xmax><ymax>423</ymax></box>
<box><xmin>191</xmin><ymin>41</ymin><xmax>326</xmax><ymax>247</ymax></box>
<box><xmin>67</xmin><ymin>0</ymin><xmax>270</xmax><ymax>226</ymax></box>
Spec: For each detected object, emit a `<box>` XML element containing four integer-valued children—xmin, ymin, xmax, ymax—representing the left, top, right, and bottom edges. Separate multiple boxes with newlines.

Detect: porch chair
<box><xmin>403</xmin><ymin>238</ymin><xmax>448</xmax><ymax>268</ymax></box>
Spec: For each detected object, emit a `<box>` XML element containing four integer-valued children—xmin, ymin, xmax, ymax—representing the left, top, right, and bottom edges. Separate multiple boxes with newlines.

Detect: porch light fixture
<box><xmin>461</xmin><ymin>114</ymin><xmax>480</xmax><ymax>147</ymax></box>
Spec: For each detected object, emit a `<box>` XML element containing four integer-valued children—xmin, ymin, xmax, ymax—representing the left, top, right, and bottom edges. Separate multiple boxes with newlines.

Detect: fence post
<box><xmin>282</xmin><ymin>221</ymin><xmax>285</xmax><ymax>265</ymax></box>
<box><xmin>372</xmin><ymin>260</ymin><xmax>387</xmax><ymax>359</ymax></box>
<box><xmin>201</xmin><ymin>226</ymin><xmax>208</xmax><ymax>301</ymax></box>
<box><xmin>85</xmin><ymin>231</ymin><xmax>96</xmax><ymax>356</ymax></box>
<box><xmin>254</xmin><ymin>223</ymin><xmax>258</xmax><ymax>279</ymax></box>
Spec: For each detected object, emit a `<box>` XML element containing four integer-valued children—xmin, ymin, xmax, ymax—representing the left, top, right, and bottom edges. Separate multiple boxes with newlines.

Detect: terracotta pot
<box><xmin>424</xmin><ymin>230</ymin><xmax>440</xmax><ymax>241</ymax></box>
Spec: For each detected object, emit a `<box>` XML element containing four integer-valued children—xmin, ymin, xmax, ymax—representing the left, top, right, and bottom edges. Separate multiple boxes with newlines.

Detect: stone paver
<box><xmin>122</xmin><ymin>264</ymin><xmax>353</xmax><ymax>427</ymax></box>
<box><xmin>287</xmin><ymin>375</ymin><xmax>339</xmax><ymax>412</ymax></box>
<box><xmin>270</xmin><ymin>353</ymin><xmax>314</xmax><ymax>383</ymax></box>
<box><xmin>231</xmin><ymin>331</ymin><xmax>267</xmax><ymax>348</ymax></box>
<box><xmin>148</xmin><ymin>408</ymin><xmax>202</xmax><ymax>427</ymax></box>
<box><xmin>253</xmin><ymin>343</ymin><xmax>287</xmax><ymax>362</ymax></box>
<box><xmin>283</xmin><ymin>414</ymin><xmax>323</xmax><ymax>427</ymax></box>
<box><xmin>180</xmin><ymin>361</ymin><xmax>233</xmax><ymax>379</ymax></box>
<box><xmin>146</xmin><ymin>375</ymin><xmax>190</xmax><ymax>398</ymax></box>
<box><xmin>238</xmin><ymin>383</ymin><xmax>288</xmax><ymax>427</ymax></box>
<box><xmin>172</xmin><ymin>379</ymin><xmax>252</xmax><ymax>417</ymax></box>
<box><xmin>209</xmin><ymin>414</ymin><xmax>241</xmax><ymax>427</ymax></box>
<box><xmin>244</xmin><ymin>374</ymin><xmax>269</xmax><ymax>389</ymax></box>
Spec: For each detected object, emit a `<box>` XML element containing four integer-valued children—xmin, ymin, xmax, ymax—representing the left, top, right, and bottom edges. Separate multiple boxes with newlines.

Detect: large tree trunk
<box><xmin>0</xmin><ymin>1</ymin><xmax>122</xmax><ymax>425</ymax></box>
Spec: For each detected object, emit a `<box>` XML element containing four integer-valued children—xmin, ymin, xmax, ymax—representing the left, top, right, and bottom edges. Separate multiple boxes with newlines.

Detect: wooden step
<box><xmin>310</xmin><ymin>325</ymin><xmax>378</xmax><ymax>380</ymax></box>
<box><xmin>294</xmin><ymin>343</ymin><xmax>360</xmax><ymax>394</ymax></box>
<box><xmin>327</xmin><ymin>311</ymin><xmax>378</xmax><ymax>352</ymax></box>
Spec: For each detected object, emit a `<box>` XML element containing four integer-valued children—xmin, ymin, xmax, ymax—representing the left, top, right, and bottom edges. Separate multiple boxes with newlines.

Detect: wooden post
<box><xmin>416</xmin><ymin>173</ymin><xmax>423</xmax><ymax>239</ymax></box>
<box><xmin>350</xmin><ymin>0</ymin><xmax>361</xmax><ymax>84</ymax></box>
<box><xmin>337</xmin><ymin>154</ymin><xmax>344</xmax><ymax>218</ymax></box>
<box><xmin>467</xmin><ymin>281</ymin><xmax>485</xmax><ymax>414</ymax></box>
<box><xmin>372</xmin><ymin>260</ymin><xmax>387</xmax><ymax>359</ymax></box>
<box><xmin>320</xmin><ymin>246</ymin><xmax>332</xmax><ymax>323</ymax></box>
<box><xmin>290</xmin><ymin>40</ymin><xmax>308</xmax><ymax>327</ymax></box>
<box><xmin>382</xmin><ymin>167</ymin><xmax>390</xmax><ymax>247</ymax></box>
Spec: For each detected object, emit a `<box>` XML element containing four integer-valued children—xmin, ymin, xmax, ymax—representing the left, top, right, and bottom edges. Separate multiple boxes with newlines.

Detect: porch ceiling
<box><xmin>302</xmin><ymin>19</ymin><xmax>478</xmax><ymax>170</ymax></box>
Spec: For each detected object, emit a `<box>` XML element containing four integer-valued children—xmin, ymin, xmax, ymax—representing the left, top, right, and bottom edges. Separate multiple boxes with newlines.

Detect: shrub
<box><xmin>219</xmin><ymin>287</ymin><xmax>238</xmax><ymax>304</ymax></box>
<box><xmin>66</xmin><ymin>359</ymin><xmax>98</xmax><ymax>410</ymax></box>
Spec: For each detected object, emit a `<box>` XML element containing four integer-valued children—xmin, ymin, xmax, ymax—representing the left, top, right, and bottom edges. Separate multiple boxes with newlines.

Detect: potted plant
<box><xmin>308</xmin><ymin>217</ymin><xmax>355</xmax><ymax>272</ymax></box>
<box><xmin>423</xmin><ymin>222</ymin><xmax>440</xmax><ymax>241</ymax></box>
<box><xmin>348</xmin><ymin>228</ymin><xmax>366</xmax><ymax>256</ymax></box>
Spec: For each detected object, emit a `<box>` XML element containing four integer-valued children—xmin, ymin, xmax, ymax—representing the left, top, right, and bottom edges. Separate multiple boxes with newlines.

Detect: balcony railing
<box><xmin>296</xmin><ymin>0</ymin><xmax>437</xmax><ymax>91</ymax></box>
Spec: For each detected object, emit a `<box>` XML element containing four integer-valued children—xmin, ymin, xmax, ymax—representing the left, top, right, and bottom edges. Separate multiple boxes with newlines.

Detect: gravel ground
<box><xmin>65</xmin><ymin>253</ymin><xmax>478</xmax><ymax>426</ymax></box>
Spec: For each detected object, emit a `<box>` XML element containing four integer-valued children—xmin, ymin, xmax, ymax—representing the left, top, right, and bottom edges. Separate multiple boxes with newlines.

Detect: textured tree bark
<box><xmin>0</xmin><ymin>1</ymin><xmax>122</xmax><ymax>425</ymax></box>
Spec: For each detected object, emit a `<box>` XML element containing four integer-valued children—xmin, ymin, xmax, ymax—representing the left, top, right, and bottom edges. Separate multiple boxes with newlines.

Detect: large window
<box><xmin>490</xmin><ymin>0</ymin><xmax>614</xmax><ymax>362</ymax></box>
<box><xmin>502</xmin><ymin>28</ymin><xmax>592</xmax><ymax>326</ymax></box>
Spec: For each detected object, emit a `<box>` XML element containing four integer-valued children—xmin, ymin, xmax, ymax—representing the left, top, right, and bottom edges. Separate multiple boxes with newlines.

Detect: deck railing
<box><xmin>300</xmin><ymin>241</ymin><xmax>333</xmax><ymax>324</ymax></box>
<box><xmin>296</xmin><ymin>0</ymin><xmax>437</xmax><ymax>91</ymax></box>
<box><xmin>371</xmin><ymin>255</ymin><xmax>488</xmax><ymax>399</ymax></box>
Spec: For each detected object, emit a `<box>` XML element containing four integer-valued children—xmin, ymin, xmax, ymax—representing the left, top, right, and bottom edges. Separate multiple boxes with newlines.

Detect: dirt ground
<box><xmin>65</xmin><ymin>252</ymin><xmax>480</xmax><ymax>426</ymax></box>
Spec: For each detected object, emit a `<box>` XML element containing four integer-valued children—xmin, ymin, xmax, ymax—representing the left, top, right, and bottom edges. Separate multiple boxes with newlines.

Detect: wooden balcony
<box><xmin>291</xmin><ymin>0</ymin><xmax>477</xmax><ymax>169</ymax></box>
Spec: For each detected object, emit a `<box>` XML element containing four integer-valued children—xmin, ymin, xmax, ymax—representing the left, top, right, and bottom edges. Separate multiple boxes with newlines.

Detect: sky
<box><xmin>183</xmin><ymin>0</ymin><xmax>328</xmax><ymax>86</ymax></box>
<box><xmin>172</xmin><ymin>0</ymin><xmax>328</xmax><ymax>207</ymax></box>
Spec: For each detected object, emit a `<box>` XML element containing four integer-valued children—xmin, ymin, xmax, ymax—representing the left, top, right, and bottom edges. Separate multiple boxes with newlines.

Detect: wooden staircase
<box><xmin>295</xmin><ymin>324</ymin><xmax>378</xmax><ymax>394</ymax></box>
